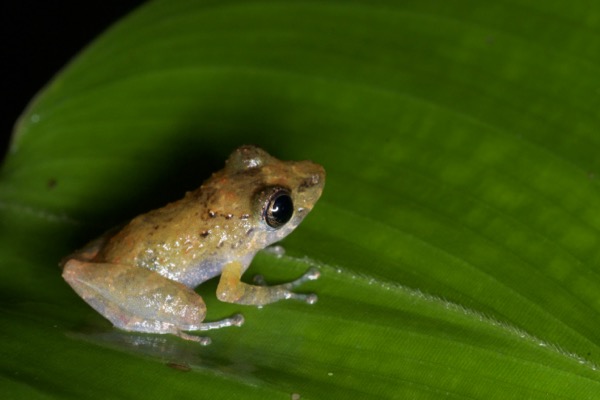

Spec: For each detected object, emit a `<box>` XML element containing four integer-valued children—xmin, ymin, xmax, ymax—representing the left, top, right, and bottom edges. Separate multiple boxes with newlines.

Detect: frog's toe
<box><xmin>305</xmin><ymin>293</ymin><xmax>318</xmax><ymax>304</ymax></box>
<box><xmin>194</xmin><ymin>313</ymin><xmax>245</xmax><ymax>331</ymax></box>
<box><xmin>285</xmin><ymin>267</ymin><xmax>321</xmax><ymax>289</ymax></box>
<box><xmin>304</xmin><ymin>267</ymin><xmax>320</xmax><ymax>280</ymax></box>
<box><xmin>285</xmin><ymin>291</ymin><xmax>318</xmax><ymax>304</ymax></box>
<box><xmin>252</xmin><ymin>274</ymin><xmax>267</xmax><ymax>286</ymax></box>
<box><xmin>232</xmin><ymin>313</ymin><xmax>245</xmax><ymax>326</ymax></box>
<box><xmin>177</xmin><ymin>330</ymin><xmax>212</xmax><ymax>345</ymax></box>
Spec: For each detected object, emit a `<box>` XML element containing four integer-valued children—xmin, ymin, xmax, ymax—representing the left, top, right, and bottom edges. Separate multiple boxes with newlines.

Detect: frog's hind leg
<box><xmin>59</xmin><ymin>227</ymin><xmax>119</xmax><ymax>267</ymax></box>
<box><xmin>62</xmin><ymin>259</ymin><xmax>243</xmax><ymax>344</ymax></box>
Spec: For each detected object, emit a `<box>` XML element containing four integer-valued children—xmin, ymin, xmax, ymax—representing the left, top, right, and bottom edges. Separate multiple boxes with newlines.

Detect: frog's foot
<box><xmin>279</xmin><ymin>267</ymin><xmax>320</xmax><ymax>304</ymax></box>
<box><xmin>193</xmin><ymin>313</ymin><xmax>245</xmax><ymax>331</ymax></box>
<box><xmin>172</xmin><ymin>314</ymin><xmax>244</xmax><ymax>344</ymax></box>
<box><xmin>218</xmin><ymin>262</ymin><xmax>320</xmax><ymax>306</ymax></box>
<box><xmin>252</xmin><ymin>268</ymin><xmax>319</xmax><ymax>303</ymax></box>
<box><xmin>174</xmin><ymin>331</ymin><xmax>212</xmax><ymax>346</ymax></box>
<box><xmin>115</xmin><ymin>314</ymin><xmax>243</xmax><ymax>345</ymax></box>
<box><xmin>176</xmin><ymin>331</ymin><xmax>212</xmax><ymax>345</ymax></box>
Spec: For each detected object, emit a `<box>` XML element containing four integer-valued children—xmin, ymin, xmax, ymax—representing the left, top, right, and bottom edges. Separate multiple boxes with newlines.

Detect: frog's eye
<box><xmin>260</xmin><ymin>187</ymin><xmax>294</xmax><ymax>229</ymax></box>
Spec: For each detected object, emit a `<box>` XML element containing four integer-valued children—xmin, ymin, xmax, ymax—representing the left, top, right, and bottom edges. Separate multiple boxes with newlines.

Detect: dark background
<box><xmin>1</xmin><ymin>1</ymin><xmax>146</xmax><ymax>163</ymax></box>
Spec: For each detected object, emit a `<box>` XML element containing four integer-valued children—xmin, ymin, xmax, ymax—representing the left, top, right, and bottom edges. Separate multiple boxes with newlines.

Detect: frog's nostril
<box><xmin>299</xmin><ymin>174</ymin><xmax>321</xmax><ymax>191</ymax></box>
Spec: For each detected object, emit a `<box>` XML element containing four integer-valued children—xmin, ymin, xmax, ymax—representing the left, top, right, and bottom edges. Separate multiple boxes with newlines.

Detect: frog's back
<box><xmin>93</xmin><ymin>186</ymin><xmax>258</xmax><ymax>287</ymax></box>
<box><xmin>96</xmin><ymin>193</ymin><xmax>214</xmax><ymax>269</ymax></box>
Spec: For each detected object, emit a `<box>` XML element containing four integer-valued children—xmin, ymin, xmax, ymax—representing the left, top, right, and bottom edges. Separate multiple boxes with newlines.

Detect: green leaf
<box><xmin>3</xmin><ymin>0</ymin><xmax>600</xmax><ymax>398</ymax></box>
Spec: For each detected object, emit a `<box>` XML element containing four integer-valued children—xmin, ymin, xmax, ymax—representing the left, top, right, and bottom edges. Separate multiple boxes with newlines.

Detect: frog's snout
<box><xmin>296</xmin><ymin>162</ymin><xmax>325</xmax><ymax>192</ymax></box>
<box><xmin>300</xmin><ymin>171</ymin><xmax>322</xmax><ymax>190</ymax></box>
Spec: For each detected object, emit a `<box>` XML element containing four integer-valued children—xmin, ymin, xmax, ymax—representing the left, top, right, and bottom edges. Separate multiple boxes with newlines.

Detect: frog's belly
<box><xmin>140</xmin><ymin>259</ymin><xmax>223</xmax><ymax>289</ymax></box>
<box><xmin>141</xmin><ymin>253</ymin><xmax>255</xmax><ymax>289</ymax></box>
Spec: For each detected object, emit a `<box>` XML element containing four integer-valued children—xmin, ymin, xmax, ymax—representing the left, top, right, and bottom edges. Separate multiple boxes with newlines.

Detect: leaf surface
<box><xmin>2</xmin><ymin>1</ymin><xmax>600</xmax><ymax>398</ymax></box>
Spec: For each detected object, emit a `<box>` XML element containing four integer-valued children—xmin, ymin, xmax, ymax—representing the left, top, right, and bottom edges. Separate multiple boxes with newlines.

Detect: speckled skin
<box><xmin>61</xmin><ymin>145</ymin><xmax>325</xmax><ymax>344</ymax></box>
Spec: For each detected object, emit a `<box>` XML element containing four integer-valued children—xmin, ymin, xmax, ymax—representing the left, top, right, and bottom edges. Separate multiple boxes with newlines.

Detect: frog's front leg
<box><xmin>62</xmin><ymin>259</ymin><xmax>243</xmax><ymax>344</ymax></box>
<box><xmin>216</xmin><ymin>261</ymin><xmax>320</xmax><ymax>306</ymax></box>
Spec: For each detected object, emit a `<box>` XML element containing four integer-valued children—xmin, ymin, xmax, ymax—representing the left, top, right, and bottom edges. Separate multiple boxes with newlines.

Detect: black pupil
<box><xmin>266</xmin><ymin>192</ymin><xmax>293</xmax><ymax>228</ymax></box>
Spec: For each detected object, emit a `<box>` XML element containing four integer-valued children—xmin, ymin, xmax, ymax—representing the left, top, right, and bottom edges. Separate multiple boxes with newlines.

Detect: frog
<box><xmin>61</xmin><ymin>145</ymin><xmax>325</xmax><ymax>344</ymax></box>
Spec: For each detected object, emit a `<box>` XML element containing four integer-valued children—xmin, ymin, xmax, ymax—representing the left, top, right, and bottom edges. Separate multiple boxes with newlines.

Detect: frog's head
<box><xmin>222</xmin><ymin>145</ymin><xmax>325</xmax><ymax>246</ymax></box>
